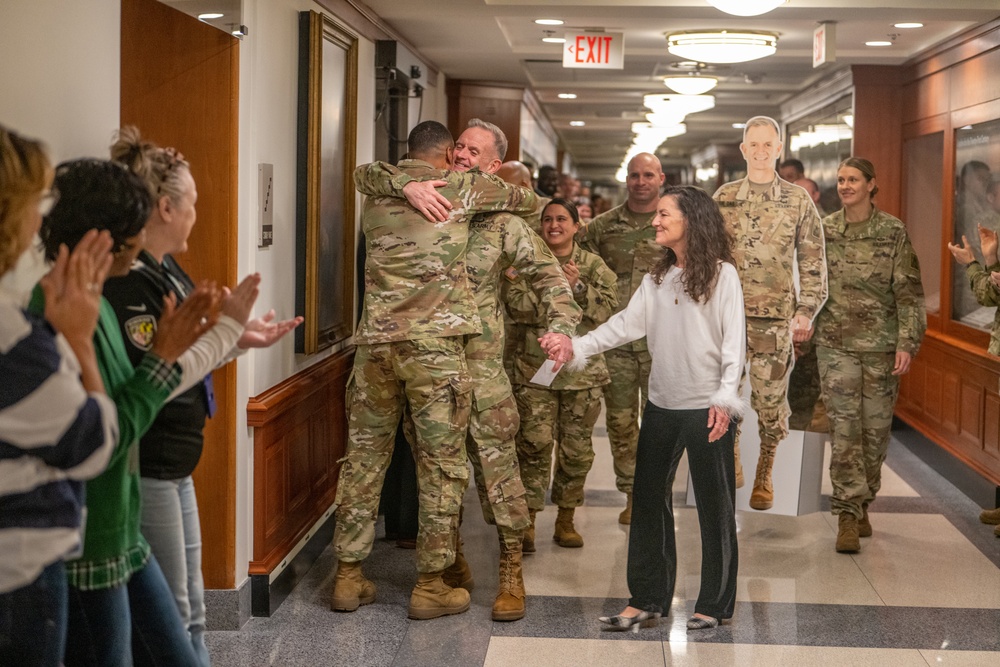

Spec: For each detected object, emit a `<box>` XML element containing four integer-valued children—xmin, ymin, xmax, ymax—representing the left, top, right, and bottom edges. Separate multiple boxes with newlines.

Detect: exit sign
<box><xmin>563</xmin><ymin>32</ymin><xmax>624</xmax><ymax>70</ymax></box>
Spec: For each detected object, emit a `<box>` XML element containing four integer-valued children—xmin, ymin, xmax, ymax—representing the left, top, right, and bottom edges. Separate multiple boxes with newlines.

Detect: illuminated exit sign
<box><xmin>562</xmin><ymin>32</ymin><xmax>624</xmax><ymax>70</ymax></box>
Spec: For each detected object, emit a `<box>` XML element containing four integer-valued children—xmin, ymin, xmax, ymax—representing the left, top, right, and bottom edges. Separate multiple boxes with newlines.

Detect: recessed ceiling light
<box><xmin>570</xmin><ymin>121</ymin><xmax>586</xmax><ymax>127</ymax></box>
<box><xmin>894</xmin><ymin>22</ymin><xmax>923</xmax><ymax>29</ymax></box>
<box><xmin>198</xmin><ymin>12</ymin><xmax>224</xmax><ymax>20</ymax></box>
<box><xmin>557</xmin><ymin>93</ymin><xmax>577</xmax><ymax>99</ymax></box>
<box><xmin>866</xmin><ymin>41</ymin><xmax>893</xmax><ymax>47</ymax></box>
<box><xmin>542</xmin><ymin>37</ymin><xmax>566</xmax><ymax>44</ymax></box>
<box><xmin>535</xmin><ymin>19</ymin><xmax>564</xmax><ymax>26</ymax></box>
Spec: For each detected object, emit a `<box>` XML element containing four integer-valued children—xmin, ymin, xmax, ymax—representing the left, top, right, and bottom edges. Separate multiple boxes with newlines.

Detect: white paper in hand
<box><xmin>530</xmin><ymin>359</ymin><xmax>562</xmax><ymax>387</ymax></box>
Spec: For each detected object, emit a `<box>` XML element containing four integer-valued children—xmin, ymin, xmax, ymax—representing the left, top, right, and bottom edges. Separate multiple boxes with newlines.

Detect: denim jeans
<box><xmin>64</xmin><ymin>555</ymin><xmax>197</xmax><ymax>667</ymax></box>
<box><xmin>626</xmin><ymin>402</ymin><xmax>739</xmax><ymax>621</ymax></box>
<box><xmin>0</xmin><ymin>560</ymin><xmax>67</xmax><ymax>667</ymax></box>
<box><xmin>140</xmin><ymin>475</ymin><xmax>210</xmax><ymax>667</ymax></box>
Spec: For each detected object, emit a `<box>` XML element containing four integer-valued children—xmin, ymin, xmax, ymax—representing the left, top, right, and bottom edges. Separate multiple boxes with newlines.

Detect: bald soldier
<box><xmin>576</xmin><ymin>153</ymin><xmax>666</xmax><ymax>524</ymax></box>
<box><xmin>355</xmin><ymin>119</ymin><xmax>580</xmax><ymax>622</ymax></box>
<box><xmin>713</xmin><ymin>116</ymin><xmax>828</xmax><ymax>510</ymax></box>
<box><xmin>331</xmin><ymin>120</ymin><xmax>538</xmax><ymax>621</ymax></box>
<box><xmin>499</xmin><ymin>160</ymin><xmax>547</xmax><ymax>233</ymax></box>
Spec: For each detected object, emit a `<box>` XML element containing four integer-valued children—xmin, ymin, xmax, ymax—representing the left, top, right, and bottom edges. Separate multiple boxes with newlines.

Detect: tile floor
<box><xmin>206</xmin><ymin>413</ymin><xmax>1000</xmax><ymax>666</ymax></box>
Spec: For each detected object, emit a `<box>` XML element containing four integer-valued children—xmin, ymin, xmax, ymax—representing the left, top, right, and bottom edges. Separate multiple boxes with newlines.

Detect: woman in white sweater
<box><xmin>546</xmin><ymin>185</ymin><xmax>745</xmax><ymax>631</ymax></box>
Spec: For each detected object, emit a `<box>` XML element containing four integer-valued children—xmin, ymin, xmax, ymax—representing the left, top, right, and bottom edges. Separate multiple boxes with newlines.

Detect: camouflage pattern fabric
<box><xmin>352</xmin><ymin>159</ymin><xmax>538</xmax><ymax>345</ymax></box>
<box><xmin>713</xmin><ymin>176</ymin><xmax>828</xmax><ymax>321</ymax></box>
<box><xmin>514</xmin><ymin>385</ymin><xmax>604</xmax><ymax>511</ymax></box>
<box><xmin>521</xmin><ymin>196</ymin><xmax>550</xmax><ymax>234</ymax></box>
<box><xmin>816</xmin><ymin>347</ymin><xmax>898</xmax><ymax>519</ymax></box>
<box><xmin>334</xmin><ymin>337</ymin><xmax>471</xmax><ymax>573</ymax></box>
<box><xmin>962</xmin><ymin>260</ymin><xmax>1000</xmax><ymax>356</ymax></box>
<box><xmin>813</xmin><ymin>207</ymin><xmax>925</xmax><ymax>355</ymax></box>
<box><xmin>602</xmin><ymin>348</ymin><xmax>651</xmax><ymax>493</ymax></box>
<box><xmin>737</xmin><ymin>316</ymin><xmax>794</xmax><ymax>447</ymax></box>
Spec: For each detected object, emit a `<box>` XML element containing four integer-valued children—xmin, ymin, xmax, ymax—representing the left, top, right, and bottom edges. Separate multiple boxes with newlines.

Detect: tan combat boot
<box><xmin>493</xmin><ymin>534</ymin><xmax>526</xmax><ymax>621</ymax></box>
<box><xmin>554</xmin><ymin>507</ymin><xmax>584</xmax><ymax>548</ymax></box>
<box><xmin>442</xmin><ymin>532</ymin><xmax>474</xmax><ymax>591</ymax></box>
<box><xmin>980</xmin><ymin>507</ymin><xmax>1000</xmax><ymax>525</ymax></box>
<box><xmin>733</xmin><ymin>443</ymin><xmax>745</xmax><ymax>489</ymax></box>
<box><xmin>522</xmin><ymin>510</ymin><xmax>537</xmax><ymax>553</ymax></box>
<box><xmin>858</xmin><ymin>503</ymin><xmax>873</xmax><ymax>538</ymax></box>
<box><xmin>408</xmin><ymin>571</ymin><xmax>471</xmax><ymax>620</ymax></box>
<box><xmin>330</xmin><ymin>561</ymin><xmax>376</xmax><ymax>612</ymax></box>
<box><xmin>835</xmin><ymin>514</ymin><xmax>861</xmax><ymax>553</ymax></box>
<box><xmin>618</xmin><ymin>493</ymin><xmax>633</xmax><ymax>525</ymax></box>
<box><xmin>749</xmin><ymin>442</ymin><xmax>776</xmax><ymax>510</ymax></box>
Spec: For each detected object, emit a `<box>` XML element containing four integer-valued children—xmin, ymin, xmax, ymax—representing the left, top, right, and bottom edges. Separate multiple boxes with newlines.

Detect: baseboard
<box><xmin>204</xmin><ymin>577</ymin><xmax>252</xmax><ymax>631</ymax></box>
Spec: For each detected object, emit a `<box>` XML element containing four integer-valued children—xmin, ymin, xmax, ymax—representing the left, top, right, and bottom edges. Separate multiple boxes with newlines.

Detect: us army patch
<box><xmin>504</xmin><ymin>266</ymin><xmax>520</xmax><ymax>281</ymax></box>
<box><xmin>125</xmin><ymin>314</ymin><xmax>156</xmax><ymax>350</ymax></box>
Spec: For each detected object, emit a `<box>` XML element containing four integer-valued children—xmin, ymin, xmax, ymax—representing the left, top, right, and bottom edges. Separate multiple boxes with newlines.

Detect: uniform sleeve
<box><xmin>576</xmin><ymin>215</ymin><xmax>601</xmax><ymax>255</ymax></box>
<box><xmin>502</xmin><ymin>273</ymin><xmax>539</xmax><ymax>326</ymax></box>
<box><xmin>890</xmin><ymin>229</ymin><xmax>926</xmax><ymax>355</ymax></box>
<box><xmin>579</xmin><ymin>256</ymin><xmax>618</xmax><ymax>327</ymax></box>
<box><xmin>353</xmin><ymin>161</ymin><xmax>412</xmax><ymax>196</ymax></box>
<box><xmin>454</xmin><ymin>172</ymin><xmax>538</xmax><ymax>218</ymax></box>
<box><xmin>502</xmin><ymin>218</ymin><xmax>580</xmax><ymax>337</ymax></box>
<box><xmin>709</xmin><ymin>266</ymin><xmax>747</xmax><ymax>418</ymax></box>
<box><xmin>794</xmin><ymin>198</ymin><xmax>828</xmax><ymax>321</ymax></box>
<box><xmin>965</xmin><ymin>261</ymin><xmax>1000</xmax><ymax>308</ymax></box>
<box><xmin>570</xmin><ymin>276</ymin><xmax>649</xmax><ymax>367</ymax></box>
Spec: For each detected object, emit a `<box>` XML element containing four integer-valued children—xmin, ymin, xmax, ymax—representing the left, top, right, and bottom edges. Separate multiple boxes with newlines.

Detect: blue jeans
<box><xmin>0</xmin><ymin>560</ymin><xmax>67</xmax><ymax>667</ymax></box>
<box><xmin>64</xmin><ymin>555</ymin><xmax>197</xmax><ymax>667</ymax></box>
<box><xmin>141</xmin><ymin>476</ymin><xmax>209</xmax><ymax>666</ymax></box>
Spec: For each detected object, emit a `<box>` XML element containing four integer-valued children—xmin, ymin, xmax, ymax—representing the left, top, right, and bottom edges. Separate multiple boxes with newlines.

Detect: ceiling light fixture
<box><xmin>894</xmin><ymin>22</ymin><xmax>923</xmax><ymax>29</ymax></box>
<box><xmin>542</xmin><ymin>37</ymin><xmax>565</xmax><ymax>44</ymax></box>
<box><xmin>865</xmin><ymin>41</ymin><xmax>892</xmax><ymax>47</ymax></box>
<box><xmin>707</xmin><ymin>0</ymin><xmax>786</xmax><ymax>17</ymax></box>
<box><xmin>663</xmin><ymin>75</ymin><xmax>718</xmax><ymax>95</ymax></box>
<box><xmin>569</xmin><ymin>121</ymin><xmax>586</xmax><ymax>127</ymax></box>
<box><xmin>667</xmin><ymin>30</ymin><xmax>778</xmax><ymax>64</ymax></box>
<box><xmin>644</xmin><ymin>94</ymin><xmax>716</xmax><ymax>117</ymax></box>
<box><xmin>557</xmin><ymin>93</ymin><xmax>577</xmax><ymax>99</ymax></box>
<box><xmin>198</xmin><ymin>12</ymin><xmax>224</xmax><ymax>20</ymax></box>
<box><xmin>535</xmin><ymin>19</ymin><xmax>564</xmax><ymax>26</ymax></box>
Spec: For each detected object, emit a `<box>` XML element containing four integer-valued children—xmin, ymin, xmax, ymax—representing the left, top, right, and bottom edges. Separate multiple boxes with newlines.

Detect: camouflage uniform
<box><xmin>353</xmin><ymin>164</ymin><xmax>580</xmax><ymax>550</ymax></box>
<box><xmin>504</xmin><ymin>244</ymin><xmax>618</xmax><ymax>510</ymax></box>
<box><xmin>713</xmin><ymin>176</ymin><xmax>828</xmax><ymax>448</ymax></box>
<box><xmin>335</xmin><ymin>160</ymin><xmax>537</xmax><ymax>573</ymax></box>
<box><xmin>521</xmin><ymin>196</ymin><xmax>550</xmax><ymax>234</ymax></box>
<box><xmin>814</xmin><ymin>207</ymin><xmax>925</xmax><ymax>519</ymax></box>
<box><xmin>962</xmin><ymin>260</ymin><xmax>1000</xmax><ymax>356</ymax></box>
<box><xmin>576</xmin><ymin>204</ymin><xmax>662</xmax><ymax>493</ymax></box>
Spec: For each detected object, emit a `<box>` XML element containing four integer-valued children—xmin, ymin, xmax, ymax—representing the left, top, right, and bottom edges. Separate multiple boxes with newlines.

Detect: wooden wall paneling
<box><xmin>121</xmin><ymin>0</ymin><xmax>239</xmax><ymax>589</ymax></box>
<box><xmin>959</xmin><ymin>382</ymin><xmax>984</xmax><ymax>445</ymax></box>
<box><xmin>446</xmin><ymin>80</ymin><xmax>524</xmax><ymax>161</ymax></box>
<box><xmin>925</xmin><ymin>366</ymin><xmax>943</xmax><ymax>422</ymax></box>
<box><xmin>950</xmin><ymin>48</ymin><xmax>1000</xmax><ymax>113</ymax></box>
<box><xmin>986</xmin><ymin>392</ymin><xmax>1000</xmax><ymax>456</ymax></box>
<box><xmin>247</xmin><ymin>349</ymin><xmax>353</xmax><ymax>576</ymax></box>
<box><xmin>851</xmin><ymin>66</ymin><xmax>903</xmax><ymax>217</ymax></box>
<box><xmin>901</xmin><ymin>70</ymin><xmax>950</xmax><ymax>125</ymax></box>
<box><xmin>942</xmin><ymin>372</ymin><xmax>961</xmax><ymax>434</ymax></box>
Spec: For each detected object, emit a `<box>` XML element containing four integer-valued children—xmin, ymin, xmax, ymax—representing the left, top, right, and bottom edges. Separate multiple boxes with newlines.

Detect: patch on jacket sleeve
<box><xmin>504</xmin><ymin>266</ymin><xmax>520</xmax><ymax>281</ymax></box>
<box><xmin>124</xmin><ymin>314</ymin><xmax>156</xmax><ymax>351</ymax></box>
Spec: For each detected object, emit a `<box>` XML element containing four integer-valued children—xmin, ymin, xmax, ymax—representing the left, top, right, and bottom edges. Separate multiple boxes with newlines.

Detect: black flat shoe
<box><xmin>599</xmin><ymin>610</ymin><xmax>661</xmax><ymax>633</ymax></box>
<box><xmin>686</xmin><ymin>615</ymin><xmax>719</xmax><ymax>630</ymax></box>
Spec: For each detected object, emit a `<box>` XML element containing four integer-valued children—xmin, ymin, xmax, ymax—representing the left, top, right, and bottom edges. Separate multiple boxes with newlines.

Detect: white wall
<box><xmin>0</xmin><ymin>0</ymin><xmax>121</xmax><ymax>161</ymax></box>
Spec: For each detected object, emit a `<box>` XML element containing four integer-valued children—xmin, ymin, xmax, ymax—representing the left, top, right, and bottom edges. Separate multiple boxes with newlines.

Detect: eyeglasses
<box><xmin>38</xmin><ymin>188</ymin><xmax>60</xmax><ymax>216</ymax></box>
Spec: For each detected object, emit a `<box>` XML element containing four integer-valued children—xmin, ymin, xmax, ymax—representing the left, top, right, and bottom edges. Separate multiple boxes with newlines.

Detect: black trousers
<box><xmin>627</xmin><ymin>402</ymin><xmax>738</xmax><ymax>620</ymax></box>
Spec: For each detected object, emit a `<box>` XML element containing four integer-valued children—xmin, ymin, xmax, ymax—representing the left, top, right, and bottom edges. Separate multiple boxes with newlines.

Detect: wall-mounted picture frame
<box><xmin>295</xmin><ymin>10</ymin><xmax>358</xmax><ymax>354</ymax></box>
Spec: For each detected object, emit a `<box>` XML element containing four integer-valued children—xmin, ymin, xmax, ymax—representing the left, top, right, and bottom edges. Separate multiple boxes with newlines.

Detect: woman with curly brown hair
<box><xmin>546</xmin><ymin>185</ymin><xmax>746</xmax><ymax>631</ymax></box>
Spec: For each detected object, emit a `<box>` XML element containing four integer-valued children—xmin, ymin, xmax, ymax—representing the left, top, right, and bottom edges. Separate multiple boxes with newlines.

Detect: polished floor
<box><xmin>206</xmin><ymin>413</ymin><xmax>1000</xmax><ymax>666</ymax></box>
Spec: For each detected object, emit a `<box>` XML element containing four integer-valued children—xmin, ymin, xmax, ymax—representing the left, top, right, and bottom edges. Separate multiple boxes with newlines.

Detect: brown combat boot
<box><xmin>618</xmin><ymin>493</ymin><xmax>633</xmax><ymax>525</ymax></box>
<box><xmin>330</xmin><ymin>561</ymin><xmax>376</xmax><ymax>612</ymax></box>
<box><xmin>836</xmin><ymin>513</ymin><xmax>861</xmax><ymax>553</ymax></box>
<box><xmin>749</xmin><ymin>443</ymin><xmax>776</xmax><ymax>510</ymax></box>
<box><xmin>522</xmin><ymin>510</ymin><xmax>537</xmax><ymax>553</ymax></box>
<box><xmin>408</xmin><ymin>571</ymin><xmax>471</xmax><ymax>620</ymax></box>
<box><xmin>442</xmin><ymin>533</ymin><xmax>474</xmax><ymax>591</ymax></box>
<box><xmin>493</xmin><ymin>535</ymin><xmax>526</xmax><ymax>621</ymax></box>
<box><xmin>858</xmin><ymin>504</ymin><xmax>873</xmax><ymax>537</ymax></box>
<box><xmin>734</xmin><ymin>443</ymin><xmax>745</xmax><ymax>489</ymax></box>
<box><xmin>554</xmin><ymin>507</ymin><xmax>584</xmax><ymax>548</ymax></box>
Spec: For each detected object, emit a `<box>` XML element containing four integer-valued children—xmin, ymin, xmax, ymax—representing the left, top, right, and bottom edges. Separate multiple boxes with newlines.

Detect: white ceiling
<box><xmin>360</xmin><ymin>0</ymin><xmax>999</xmax><ymax>181</ymax></box>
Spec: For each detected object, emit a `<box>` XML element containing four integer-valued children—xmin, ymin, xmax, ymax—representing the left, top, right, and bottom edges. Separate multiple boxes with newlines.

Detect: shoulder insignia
<box><xmin>125</xmin><ymin>314</ymin><xmax>156</xmax><ymax>351</ymax></box>
<box><xmin>504</xmin><ymin>266</ymin><xmax>520</xmax><ymax>281</ymax></box>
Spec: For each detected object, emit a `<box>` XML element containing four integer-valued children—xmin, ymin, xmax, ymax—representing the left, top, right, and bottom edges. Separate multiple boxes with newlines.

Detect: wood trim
<box><xmin>248</xmin><ymin>349</ymin><xmax>354</xmax><ymax>576</ymax></box>
<box><xmin>905</xmin><ymin>19</ymin><xmax>1000</xmax><ymax>82</ymax></box>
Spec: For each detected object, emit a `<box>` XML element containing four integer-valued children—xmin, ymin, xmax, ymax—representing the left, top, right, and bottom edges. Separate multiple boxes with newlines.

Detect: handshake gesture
<box><xmin>538</xmin><ymin>332</ymin><xmax>574</xmax><ymax>371</ymax></box>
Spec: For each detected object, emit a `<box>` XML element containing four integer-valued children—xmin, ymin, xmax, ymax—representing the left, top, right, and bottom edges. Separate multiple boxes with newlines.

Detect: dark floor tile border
<box><xmin>491</xmin><ymin>595</ymin><xmax>1000</xmax><ymax>652</ymax></box>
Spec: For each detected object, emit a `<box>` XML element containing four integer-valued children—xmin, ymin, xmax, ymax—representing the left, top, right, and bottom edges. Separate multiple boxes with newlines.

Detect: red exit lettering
<box><xmin>574</xmin><ymin>34</ymin><xmax>615</xmax><ymax>65</ymax></box>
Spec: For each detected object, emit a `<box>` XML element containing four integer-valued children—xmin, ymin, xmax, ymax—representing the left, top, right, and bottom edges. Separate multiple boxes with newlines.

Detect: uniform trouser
<box><xmin>513</xmin><ymin>384</ymin><xmax>604</xmax><ymax>511</ymax></box>
<box><xmin>334</xmin><ymin>337</ymin><xmax>471</xmax><ymax>573</ymax></box>
<box><xmin>737</xmin><ymin>317</ymin><xmax>794</xmax><ymax>450</ymax></box>
<box><xmin>464</xmin><ymin>394</ymin><xmax>530</xmax><ymax>550</ymax></box>
<box><xmin>816</xmin><ymin>346</ymin><xmax>899</xmax><ymax>519</ymax></box>
<box><xmin>627</xmin><ymin>403</ymin><xmax>738</xmax><ymax>621</ymax></box>
<box><xmin>602</xmin><ymin>347</ymin><xmax>652</xmax><ymax>494</ymax></box>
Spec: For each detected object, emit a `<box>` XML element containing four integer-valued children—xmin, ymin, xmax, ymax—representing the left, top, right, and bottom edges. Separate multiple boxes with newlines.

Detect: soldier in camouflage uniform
<box><xmin>576</xmin><ymin>152</ymin><xmax>666</xmax><ymax>524</ymax></box>
<box><xmin>504</xmin><ymin>198</ymin><xmax>618</xmax><ymax>549</ymax></box>
<box><xmin>814</xmin><ymin>157</ymin><xmax>925</xmax><ymax>553</ymax></box>
<box><xmin>356</xmin><ymin>119</ymin><xmax>580</xmax><ymax>622</ymax></box>
<box><xmin>713</xmin><ymin>116</ymin><xmax>828</xmax><ymax>510</ymax></box>
<box><xmin>331</xmin><ymin>121</ymin><xmax>538</xmax><ymax>621</ymax></box>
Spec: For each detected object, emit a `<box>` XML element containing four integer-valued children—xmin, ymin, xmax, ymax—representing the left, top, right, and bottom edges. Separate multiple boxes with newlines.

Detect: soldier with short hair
<box><xmin>713</xmin><ymin>116</ymin><xmax>828</xmax><ymax>510</ymax></box>
<box><xmin>330</xmin><ymin>120</ymin><xmax>538</xmax><ymax>621</ymax></box>
<box><xmin>577</xmin><ymin>152</ymin><xmax>666</xmax><ymax>524</ymax></box>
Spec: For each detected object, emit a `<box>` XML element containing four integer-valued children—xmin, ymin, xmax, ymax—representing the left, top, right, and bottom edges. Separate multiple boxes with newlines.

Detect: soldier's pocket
<box><xmin>748</xmin><ymin>329</ymin><xmax>778</xmax><ymax>355</ymax></box>
<box><xmin>448</xmin><ymin>375</ymin><xmax>473</xmax><ymax>431</ymax></box>
<box><xmin>437</xmin><ymin>461</ymin><xmax>470</xmax><ymax>515</ymax></box>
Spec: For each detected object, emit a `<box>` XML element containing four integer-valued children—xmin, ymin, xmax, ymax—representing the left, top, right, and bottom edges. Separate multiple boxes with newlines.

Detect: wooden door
<box><xmin>121</xmin><ymin>0</ymin><xmax>240</xmax><ymax>588</ymax></box>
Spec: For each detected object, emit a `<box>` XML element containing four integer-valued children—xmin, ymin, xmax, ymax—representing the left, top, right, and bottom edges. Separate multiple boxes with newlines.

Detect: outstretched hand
<box><xmin>238</xmin><ymin>310</ymin><xmax>304</xmax><ymax>349</ymax></box>
<box><xmin>403</xmin><ymin>180</ymin><xmax>452</xmax><ymax>222</ymax></box>
<box><xmin>947</xmin><ymin>235</ymin><xmax>977</xmax><ymax>266</ymax></box>
<box><xmin>707</xmin><ymin>406</ymin><xmax>730</xmax><ymax>443</ymax></box>
<box><xmin>538</xmin><ymin>332</ymin><xmax>573</xmax><ymax>371</ymax></box>
<box><xmin>221</xmin><ymin>273</ymin><xmax>261</xmax><ymax>326</ymax></box>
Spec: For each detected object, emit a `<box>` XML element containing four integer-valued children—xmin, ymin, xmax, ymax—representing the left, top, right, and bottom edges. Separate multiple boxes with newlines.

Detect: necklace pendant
<box><xmin>674</xmin><ymin>297</ymin><xmax>678</xmax><ymax>305</ymax></box>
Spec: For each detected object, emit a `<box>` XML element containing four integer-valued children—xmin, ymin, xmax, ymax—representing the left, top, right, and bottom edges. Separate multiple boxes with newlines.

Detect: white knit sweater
<box><xmin>570</xmin><ymin>263</ymin><xmax>746</xmax><ymax>417</ymax></box>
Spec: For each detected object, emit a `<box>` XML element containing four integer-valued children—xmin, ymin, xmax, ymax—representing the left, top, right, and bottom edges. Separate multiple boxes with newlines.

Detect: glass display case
<box><xmin>904</xmin><ymin>132</ymin><xmax>944</xmax><ymax>317</ymax></box>
<box><xmin>785</xmin><ymin>95</ymin><xmax>853</xmax><ymax>217</ymax></box>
